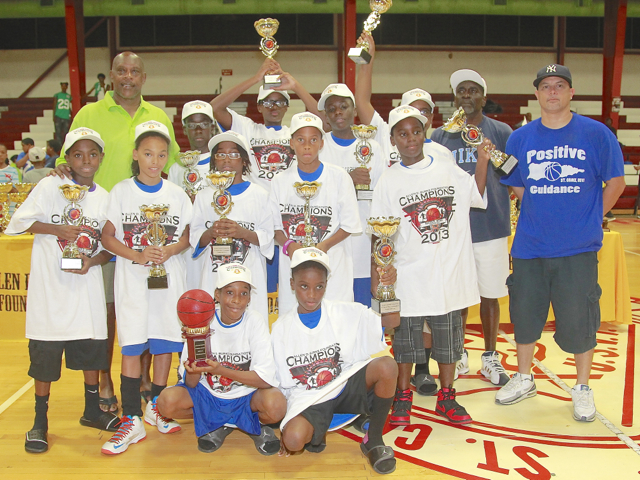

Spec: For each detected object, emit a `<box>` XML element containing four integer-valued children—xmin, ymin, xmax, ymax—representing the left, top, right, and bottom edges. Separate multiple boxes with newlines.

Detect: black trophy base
<box><xmin>356</xmin><ymin>189</ymin><xmax>374</xmax><ymax>201</ymax></box>
<box><xmin>148</xmin><ymin>275</ymin><xmax>168</xmax><ymax>289</ymax></box>
<box><xmin>371</xmin><ymin>298</ymin><xmax>401</xmax><ymax>314</ymax></box>
<box><xmin>60</xmin><ymin>258</ymin><xmax>83</xmax><ymax>270</ymax></box>
<box><xmin>263</xmin><ymin>74</ymin><xmax>282</xmax><ymax>89</ymax></box>
<box><xmin>496</xmin><ymin>155</ymin><xmax>518</xmax><ymax>177</ymax></box>
<box><xmin>348</xmin><ymin>47</ymin><xmax>372</xmax><ymax>65</ymax></box>
<box><xmin>212</xmin><ymin>243</ymin><xmax>234</xmax><ymax>257</ymax></box>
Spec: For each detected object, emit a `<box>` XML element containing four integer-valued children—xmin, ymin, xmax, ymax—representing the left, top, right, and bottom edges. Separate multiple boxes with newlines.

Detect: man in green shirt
<box><xmin>53</xmin><ymin>82</ymin><xmax>72</xmax><ymax>143</ymax></box>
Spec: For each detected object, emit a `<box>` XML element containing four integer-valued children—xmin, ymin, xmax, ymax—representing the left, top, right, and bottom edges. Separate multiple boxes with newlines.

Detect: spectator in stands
<box><xmin>54</xmin><ymin>82</ymin><xmax>73</xmax><ymax>143</ymax></box>
<box><xmin>15</xmin><ymin>138</ymin><xmax>35</xmax><ymax>170</ymax></box>
<box><xmin>86</xmin><ymin>73</ymin><xmax>110</xmax><ymax>101</ymax></box>
<box><xmin>0</xmin><ymin>143</ymin><xmax>20</xmax><ymax>184</ymax></box>
<box><xmin>514</xmin><ymin>113</ymin><xmax>532</xmax><ymax>130</ymax></box>
<box><xmin>483</xmin><ymin>98</ymin><xmax>503</xmax><ymax>114</ymax></box>
<box><xmin>45</xmin><ymin>139</ymin><xmax>62</xmax><ymax>169</ymax></box>
<box><xmin>23</xmin><ymin>147</ymin><xmax>52</xmax><ymax>184</ymax></box>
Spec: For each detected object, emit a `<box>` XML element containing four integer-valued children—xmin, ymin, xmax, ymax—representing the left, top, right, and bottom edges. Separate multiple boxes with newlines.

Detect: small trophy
<box><xmin>206</xmin><ymin>171</ymin><xmax>236</xmax><ymax>257</ymax></box>
<box><xmin>177</xmin><ymin>290</ymin><xmax>216</xmax><ymax>368</ymax></box>
<box><xmin>351</xmin><ymin>124</ymin><xmax>378</xmax><ymax>200</ymax></box>
<box><xmin>294</xmin><ymin>181</ymin><xmax>321</xmax><ymax>248</ymax></box>
<box><xmin>141</xmin><ymin>204</ymin><xmax>170</xmax><ymax>289</ymax></box>
<box><xmin>348</xmin><ymin>0</ymin><xmax>393</xmax><ymax>64</ymax></box>
<box><xmin>367</xmin><ymin>217</ymin><xmax>401</xmax><ymax>314</ymax></box>
<box><xmin>179</xmin><ymin>150</ymin><xmax>203</xmax><ymax>196</ymax></box>
<box><xmin>59</xmin><ymin>184</ymin><xmax>90</xmax><ymax>270</ymax></box>
<box><xmin>442</xmin><ymin>107</ymin><xmax>518</xmax><ymax>176</ymax></box>
<box><xmin>0</xmin><ymin>183</ymin><xmax>13</xmax><ymax>232</ymax></box>
<box><xmin>254</xmin><ymin>18</ymin><xmax>282</xmax><ymax>88</ymax></box>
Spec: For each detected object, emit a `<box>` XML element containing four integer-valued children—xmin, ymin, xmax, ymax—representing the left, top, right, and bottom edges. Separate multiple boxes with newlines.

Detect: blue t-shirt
<box><xmin>501</xmin><ymin>113</ymin><xmax>624</xmax><ymax>259</ymax></box>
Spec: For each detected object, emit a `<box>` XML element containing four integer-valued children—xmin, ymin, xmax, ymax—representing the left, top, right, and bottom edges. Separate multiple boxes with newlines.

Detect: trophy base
<box><xmin>348</xmin><ymin>47</ymin><xmax>372</xmax><ymax>65</ymax></box>
<box><xmin>187</xmin><ymin>334</ymin><xmax>213</xmax><ymax>367</ymax></box>
<box><xmin>212</xmin><ymin>243</ymin><xmax>234</xmax><ymax>257</ymax></box>
<box><xmin>263</xmin><ymin>74</ymin><xmax>282</xmax><ymax>89</ymax></box>
<box><xmin>148</xmin><ymin>275</ymin><xmax>169</xmax><ymax>289</ymax></box>
<box><xmin>357</xmin><ymin>189</ymin><xmax>374</xmax><ymax>201</ymax></box>
<box><xmin>496</xmin><ymin>155</ymin><xmax>518</xmax><ymax>176</ymax></box>
<box><xmin>60</xmin><ymin>258</ymin><xmax>83</xmax><ymax>270</ymax></box>
<box><xmin>371</xmin><ymin>298</ymin><xmax>401</xmax><ymax>314</ymax></box>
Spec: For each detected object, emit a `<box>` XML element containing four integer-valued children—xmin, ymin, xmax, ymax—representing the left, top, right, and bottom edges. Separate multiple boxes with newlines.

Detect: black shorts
<box><xmin>28</xmin><ymin>339</ymin><xmax>109</xmax><ymax>382</ymax></box>
<box><xmin>300</xmin><ymin>365</ymin><xmax>373</xmax><ymax>446</ymax></box>
<box><xmin>507</xmin><ymin>252</ymin><xmax>601</xmax><ymax>354</ymax></box>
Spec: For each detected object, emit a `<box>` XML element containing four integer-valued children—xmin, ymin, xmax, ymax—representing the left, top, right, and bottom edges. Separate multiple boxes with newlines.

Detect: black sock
<box><xmin>365</xmin><ymin>394</ymin><xmax>394</xmax><ymax>448</ymax></box>
<box><xmin>151</xmin><ymin>383</ymin><xmax>165</xmax><ymax>400</ymax></box>
<box><xmin>33</xmin><ymin>394</ymin><xmax>49</xmax><ymax>431</ymax></box>
<box><xmin>415</xmin><ymin>348</ymin><xmax>431</xmax><ymax>376</ymax></box>
<box><xmin>83</xmin><ymin>383</ymin><xmax>101</xmax><ymax>420</ymax></box>
<box><xmin>121</xmin><ymin>374</ymin><xmax>142</xmax><ymax>418</ymax></box>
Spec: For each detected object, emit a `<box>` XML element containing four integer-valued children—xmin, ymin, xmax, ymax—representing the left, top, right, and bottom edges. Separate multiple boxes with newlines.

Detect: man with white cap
<box><xmin>431</xmin><ymin>69</ymin><xmax>513</xmax><ymax>386</ymax></box>
<box><xmin>23</xmin><ymin>147</ymin><xmax>53</xmax><ymax>185</ymax></box>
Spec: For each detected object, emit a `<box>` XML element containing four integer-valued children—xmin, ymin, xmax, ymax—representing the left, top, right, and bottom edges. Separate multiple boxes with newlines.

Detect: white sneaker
<box><xmin>101</xmin><ymin>415</ymin><xmax>146</xmax><ymax>455</ymax></box>
<box><xmin>144</xmin><ymin>397</ymin><xmax>181</xmax><ymax>434</ymax></box>
<box><xmin>571</xmin><ymin>384</ymin><xmax>596</xmax><ymax>422</ymax></box>
<box><xmin>453</xmin><ymin>349</ymin><xmax>470</xmax><ymax>380</ymax></box>
<box><xmin>481</xmin><ymin>351</ymin><xmax>510</xmax><ymax>386</ymax></box>
<box><xmin>495</xmin><ymin>372</ymin><xmax>537</xmax><ymax>405</ymax></box>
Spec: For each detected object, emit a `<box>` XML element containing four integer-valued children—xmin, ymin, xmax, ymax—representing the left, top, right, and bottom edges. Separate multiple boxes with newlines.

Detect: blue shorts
<box><xmin>177</xmin><ymin>382</ymin><xmax>260</xmax><ymax>437</ymax></box>
<box><xmin>121</xmin><ymin>339</ymin><xmax>184</xmax><ymax>356</ymax></box>
<box><xmin>353</xmin><ymin>278</ymin><xmax>372</xmax><ymax>308</ymax></box>
<box><xmin>266</xmin><ymin>247</ymin><xmax>279</xmax><ymax>293</ymax></box>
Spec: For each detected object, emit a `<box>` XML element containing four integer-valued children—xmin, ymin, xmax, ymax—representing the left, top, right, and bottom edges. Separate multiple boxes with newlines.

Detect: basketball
<box><xmin>177</xmin><ymin>289</ymin><xmax>215</xmax><ymax>328</ymax></box>
<box><xmin>545</xmin><ymin>161</ymin><xmax>562</xmax><ymax>181</ymax></box>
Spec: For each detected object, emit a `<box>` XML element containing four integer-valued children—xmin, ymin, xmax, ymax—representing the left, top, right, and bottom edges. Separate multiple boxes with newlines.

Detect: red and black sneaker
<box><xmin>436</xmin><ymin>387</ymin><xmax>472</xmax><ymax>424</ymax></box>
<box><xmin>389</xmin><ymin>388</ymin><xmax>413</xmax><ymax>426</ymax></box>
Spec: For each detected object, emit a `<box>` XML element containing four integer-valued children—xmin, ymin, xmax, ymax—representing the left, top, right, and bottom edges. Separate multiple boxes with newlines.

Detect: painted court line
<box><xmin>499</xmin><ymin>329</ymin><xmax>640</xmax><ymax>456</ymax></box>
<box><xmin>0</xmin><ymin>378</ymin><xmax>34</xmax><ymax>416</ymax></box>
<box><xmin>624</xmin><ymin>249</ymin><xmax>640</xmax><ymax>257</ymax></box>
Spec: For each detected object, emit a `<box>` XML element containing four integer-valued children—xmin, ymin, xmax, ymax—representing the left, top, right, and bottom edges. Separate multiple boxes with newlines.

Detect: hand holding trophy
<box><xmin>206</xmin><ymin>171</ymin><xmax>236</xmax><ymax>257</ymax></box>
<box><xmin>59</xmin><ymin>184</ymin><xmax>90</xmax><ymax>270</ymax></box>
<box><xmin>294</xmin><ymin>181</ymin><xmax>321</xmax><ymax>248</ymax></box>
<box><xmin>351</xmin><ymin>125</ymin><xmax>377</xmax><ymax>200</ymax></box>
<box><xmin>179</xmin><ymin>150</ymin><xmax>203</xmax><ymax>197</ymax></box>
<box><xmin>254</xmin><ymin>18</ymin><xmax>282</xmax><ymax>88</ymax></box>
<box><xmin>349</xmin><ymin>0</ymin><xmax>393</xmax><ymax>64</ymax></box>
<box><xmin>141</xmin><ymin>204</ymin><xmax>170</xmax><ymax>289</ymax></box>
<box><xmin>368</xmin><ymin>217</ymin><xmax>401</xmax><ymax>314</ymax></box>
<box><xmin>177</xmin><ymin>289</ymin><xmax>215</xmax><ymax>368</ymax></box>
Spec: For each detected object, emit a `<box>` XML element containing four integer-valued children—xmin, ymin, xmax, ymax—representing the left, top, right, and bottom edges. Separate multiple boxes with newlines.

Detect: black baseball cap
<box><xmin>533</xmin><ymin>64</ymin><xmax>572</xmax><ymax>88</ymax></box>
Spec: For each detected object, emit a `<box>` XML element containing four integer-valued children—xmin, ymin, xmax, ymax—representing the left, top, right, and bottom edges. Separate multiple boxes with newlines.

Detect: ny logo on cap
<box><xmin>546</xmin><ymin>65</ymin><xmax>557</xmax><ymax>73</ymax></box>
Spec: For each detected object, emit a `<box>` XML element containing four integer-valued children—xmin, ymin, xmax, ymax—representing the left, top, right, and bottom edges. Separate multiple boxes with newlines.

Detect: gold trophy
<box><xmin>141</xmin><ymin>204</ymin><xmax>170</xmax><ymax>289</ymax></box>
<box><xmin>179</xmin><ymin>150</ymin><xmax>203</xmax><ymax>196</ymax></box>
<box><xmin>367</xmin><ymin>217</ymin><xmax>401</xmax><ymax>314</ymax></box>
<box><xmin>294</xmin><ymin>181</ymin><xmax>321</xmax><ymax>248</ymax></box>
<box><xmin>206</xmin><ymin>171</ymin><xmax>236</xmax><ymax>257</ymax></box>
<box><xmin>348</xmin><ymin>0</ymin><xmax>393</xmax><ymax>64</ymax></box>
<box><xmin>351</xmin><ymin>124</ymin><xmax>378</xmax><ymax>200</ymax></box>
<box><xmin>254</xmin><ymin>18</ymin><xmax>281</xmax><ymax>88</ymax></box>
<box><xmin>59</xmin><ymin>184</ymin><xmax>90</xmax><ymax>270</ymax></box>
<box><xmin>442</xmin><ymin>107</ymin><xmax>518</xmax><ymax>176</ymax></box>
<box><xmin>13</xmin><ymin>183</ymin><xmax>36</xmax><ymax>210</ymax></box>
<box><xmin>0</xmin><ymin>183</ymin><xmax>13</xmax><ymax>232</ymax></box>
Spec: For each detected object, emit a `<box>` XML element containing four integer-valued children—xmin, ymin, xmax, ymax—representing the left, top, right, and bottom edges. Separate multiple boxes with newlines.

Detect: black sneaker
<box><xmin>25</xmin><ymin>429</ymin><xmax>48</xmax><ymax>454</ymax></box>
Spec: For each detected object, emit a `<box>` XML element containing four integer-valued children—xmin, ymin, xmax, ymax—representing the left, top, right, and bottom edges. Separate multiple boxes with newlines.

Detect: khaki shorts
<box><xmin>473</xmin><ymin>237</ymin><xmax>510</xmax><ymax>299</ymax></box>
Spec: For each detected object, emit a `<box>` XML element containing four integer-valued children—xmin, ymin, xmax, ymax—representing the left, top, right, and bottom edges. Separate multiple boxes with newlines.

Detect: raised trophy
<box><xmin>367</xmin><ymin>217</ymin><xmax>401</xmax><ymax>314</ymax></box>
<box><xmin>254</xmin><ymin>18</ymin><xmax>282</xmax><ymax>88</ymax></box>
<box><xmin>59</xmin><ymin>184</ymin><xmax>90</xmax><ymax>270</ymax></box>
<box><xmin>177</xmin><ymin>289</ymin><xmax>216</xmax><ymax>368</ymax></box>
<box><xmin>443</xmin><ymin>107</ymin><xmax>518</xmax><ymax>176</ymax></box>
<box><xmin>206</xmin><ymin>171</ymin><xmax>236</xmax><ymax>257</ymax></box>
<box><xmin>0</xmin><ymin>183</ymin><xmax>12</xmax><ymax>232</ymax></box>
<box><xmin>351</xmin><ymin>124</ymin><xmax>378</xmax><ymax>200</ymax></box>
<box><xmin>179</xmin><ymin>150</ymin><xmax>203</xmax><ymax>196</ymax></box>
<box><xmin>294</xmin><ymin>181</ymin><xmax>321</xmax><ymax>248</ymax></box>
<box><xmin>348</xmin><ymin>0</ymin><xmax>393</xmax><ymax>64</ymax></box>
<box><xmin>141</xmin><ymin>204</ymin><xmax>170</xmax><ymax>289</ymax></box>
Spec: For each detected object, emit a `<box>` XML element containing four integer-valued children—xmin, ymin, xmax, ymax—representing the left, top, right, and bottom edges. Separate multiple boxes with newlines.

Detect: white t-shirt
<box><xmin>106</xmin><ymin>178</ymin><xmax>193</xmax><ymax>347</ymax></box>
<box><xmin>370</xmin><ymin>145</ymin><xmax>487</xmax><ymax>317</ymax></box>
<box><xmin>178</xmin><ymin>307</ymin><xmax>278</xmax><ymax>400</ymax></box>
<box><xmin>227</xmin><ymin>109</ymin><xmax>295</xmax><ymax>192</ymax></box>
<box><xmin>271</xmin><ymin>300</ymin><xmax>387</xmax><ymax>429</ymax></box>
<box><xmin>190</xmin><ymin>181</ymin><xmax>274</xmax><ymax>321</ymax></box>
<box><xmin>319</xmin><ymin>133</ymin><xmax>385</xmax><ymax>279</ymax></box>
<box><xmin>5</xmin><ymin>176</ymin><xmax>108</xmax><ymax>341</ymax></box>
<box><xmin>268</xmin><ymin>163</ymin><xmax>362</xmax><ymax>315</ymax></box>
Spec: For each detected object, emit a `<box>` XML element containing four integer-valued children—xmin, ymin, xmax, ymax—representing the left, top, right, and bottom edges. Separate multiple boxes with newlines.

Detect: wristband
<box><xmin>283</xmin><ymin>239</ymin><xmax>294</xmax><ymax>257</ymax></box>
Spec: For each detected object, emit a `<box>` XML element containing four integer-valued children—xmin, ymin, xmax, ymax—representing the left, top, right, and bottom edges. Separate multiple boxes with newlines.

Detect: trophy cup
<box><xmin>141</xmin><ymin>204</ymin><xmax>170</xmax><ymax>289</ymax></box>
<box><xmin>59</xmin><ymin>184</ymin><xmax>90</xmax><ymax>270</ymax></box>
<box><xmin>442</xmin><ymin>107</ymin><xmax>518</xmax><ymax>176</ymax></box>
<box><xmin>294</xmin><ymin>181</ymin><xmax>321</xmax><ymax>248</ymax></box>
<box><xmin>254</xmin><ymin>18</ymin><xmax>282</xmax><ymax>88</ymax></box>
<box><xmin>367</xmin><ymin>217</ymin><xmax>401</xmax><ymax>314</ymax></box>
<box><xmin>351</xmin><ymin>125</ymin><xmax>378</xmax><ymax>200</ymax></box>
<box><xmin>13</xmin><ymin>183</ymin><xmax>36</xmax><ymax>210</ymax></box>
<box><xmin>206</xmin><ymin>171</ymin><xmax>236</xmax><ymax>257</ymax></box>
<box><xmin>0</xmin><ymin>183</ymin><xmax>12</xmax><ymax>232</ymax></box>
<box><xmin>348</xmin><ymin>0</ymin><xmax>393</xmax><ymax>64</ymax></box>
<box><xmin>179</xmin><ymin>150</ymin><xmax>203</xmax><ymax>196</ymax></box>
<box><xmin>177</xmin><ymin>289</ymin><xmax>216</xmax><ymax>368</ymax></box>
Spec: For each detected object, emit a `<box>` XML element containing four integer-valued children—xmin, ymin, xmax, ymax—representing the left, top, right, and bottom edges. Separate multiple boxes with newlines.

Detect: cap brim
<box><xmin>533</xmin><ymin>75</ymin><xmax>572</xmax><ymax>88</ymax></box>
<box><xmin>450</xmin><ymin>70</ymin><xmax>487</xmax><ymax>96</ymax></box>
<box><xmin>389</xmin><ymin>113</ymin><xmax>428</xmax><ymax>132</ymax></box>
<box><xmin>65</xmin><ymin>134</ymin><xmax>105</xmax><ymax>153</ymax></box>
<box><xmin>208</xmin><ymin>132</ymin><xmax>251</xmax><ymax>155</ymax></box>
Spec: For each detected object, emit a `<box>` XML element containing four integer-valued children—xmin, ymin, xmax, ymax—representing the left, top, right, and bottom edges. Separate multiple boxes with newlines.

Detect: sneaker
<box><xmin>25</xmin><ymin>429</ymin><xmax>48</xmax><ymax>454</ymax></box>
<box><xmin>410</xmin><ymin>373</ymin><xmax>438</xmax><ymax>396</ymax></box>
<box><xmin>571</xmin><ymin>384</ymin><xmax>596</xmax><ymax>422</ymax></box>
<box><xmin>144</xmin><ymin>397</ymin><xmax>181</xmax><ymax>434</ymax></box>
<box><xmin>198</xmin><ymin>426</ymin><xmax>233</xmax><ymax>453</ymax></box>
<box><xmin>101</xmin><ymin>415</ymin><xmax>146</xmax><ymax>455</ymax></box>
<box><xmin>480</xmin><ymin>351</ymin><xmax>510</xmax><ymax>386</ymax></box>
<box><xmin>436</xmin><ymin>387</ymin><xmax>472</xmax><ymax>424</ymax></box>
<box><xmin>454</xmin><ymin>349</ymin><xmax>469</xmax><ymax>380</ymax></box>
<box><xmin>389</xmin><ymin>389</ymin><xmax>412</xmax><ymax>426</ymax></box>
<box><xmin>495</xmin><ymin>372</ymin><xmax>537</xmax><ymax>405</ymax></box>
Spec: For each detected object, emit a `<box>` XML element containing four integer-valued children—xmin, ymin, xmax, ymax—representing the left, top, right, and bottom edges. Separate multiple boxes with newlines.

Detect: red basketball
<box><xmin>76</xmin><ymin>235</ymin><xmax>91</xmax><ymax>249</ymax></box>
<box><xmin>316</xmin><ymin>370</ymin><xmax>333</xmax><ymax>387</ymax></box>
<box><xmin>295</xmin><ymin>223</ymin><xmax>306</xmax><ymax>236</ymax></box>
<box><xmin>217</xmin><ymin>195</ymin><xmax>228</xmax><ymax>207</ymax></box>
<box><xmin>267</xmin><ymin>152</ymin><xmax>281</xmax><ymax>163</ymax></box>
<box><xmin>380</xmin><ymin>244</ymin><xmax>392</xmax><ymax>258</ymax></box>
<box><xmin>177</xmin><ymin>289</ymin><xmax>215</xmax><ymax>328</ymax></box>
<box><xmin>467</xmin><ymin>129</ymin><xmax>479</xmax><ymax>140</ymax></box>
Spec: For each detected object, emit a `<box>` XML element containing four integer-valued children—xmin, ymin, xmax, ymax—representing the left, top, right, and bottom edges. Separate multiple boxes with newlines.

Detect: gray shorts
<box><xmin>102</xmin><ymin>260</ymin><xmax>115</xmax><ymax>304</ymax></box>
<box><xmin>507</xmin><ymin>252</ymin><xmax>601</xmax><ymax>354</ymax></box>
<box><xmin>394</xmin><ymin>311</ymin><xmax>463</xmax><ymax>364</ymax></box>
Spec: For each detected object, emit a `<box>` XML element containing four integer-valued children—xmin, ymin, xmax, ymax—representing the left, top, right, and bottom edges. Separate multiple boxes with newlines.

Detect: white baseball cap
<box><xmin>181</xmin><ymin>100</ymin><xmax>214</xmax><ymax>123</ymax></box>
<box><xmin>208</xmin><ymin>131</ymin><xmax>252</xmax><ymax>157</ymax></box>
<box><xmin>290</xmin><ymin>247</ymin><xmax>331</xmax><ymax>274</ymax></box>
<box><xmin>318</xmin><ymin>83</ymin><xmax>355</xmax><ymax>111</ymax></box>
<box><xmin>388</xmin><ymin>105</ymin><xmax>428</xmax><ymax>132</ymax></box>
<box><xmin>28</xmin><ymin>146</ymin><xmax>46</xmax><ymax>163</ymax></box>
<box><xmin>134</xmin><ymin>120</ymin><xmax>171</xmax><ymax>143</ymax></box>
<box><xmin>216</xmin><ymin>263</ymin><xmax>257</xmax><ymax>289</ymax></box>
<box><xmin>450</xmin><ymin>69</ymin><xmax>488</xmax><ymax>96</ymax></box>
<box><xmin>64</xmin><ymin>127</ymin><xmax>105</xmax><ymax>153</ymax></box>
<box><xmin>401</xmin><ymin>89</ymin><xmax>435</xmax><ymax>111</ymax></box>
<box><xmin>290</xmin><ymin>112</ymin><xmax>324</xmax><ymax>136</ymax></box>
<box><xmin>257</xmin><ymin>85</ymin><xmax>291</xmax><ymax>103</ymax></box>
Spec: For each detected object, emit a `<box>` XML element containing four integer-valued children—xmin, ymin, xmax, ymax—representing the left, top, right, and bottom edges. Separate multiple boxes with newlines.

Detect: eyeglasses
<box><xmin>260</xmin><ymin>100</ymin><xmax>289</xmax><ymax>109</ymax></box>
<box><xmin>418</xmin><ymin>108</ymin><xmax>433</xmax><ymax>116</ymax></box>
<box><xmin>184</xmin><ymin>122</ymin><xmax>213</xmax><ymax>130</ymax></box>
<box><xmin>214</xmin><ymin>152</ymin><xmax>242</xmax><ymax>160</ymax></box>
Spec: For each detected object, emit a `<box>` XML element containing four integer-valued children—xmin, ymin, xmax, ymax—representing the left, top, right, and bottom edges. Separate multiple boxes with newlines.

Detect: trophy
<box><xmin>177</xmin><ymin>289</ymin><xmax>216</xmax><ymax>368</ymax></box>
<box><xmin>0</xmin><ymin>183</ymin><xmax>12</xmax><ymax>232</ymax></box>
<box><xmin>367</xmin><ymin>217</ymin><xmax>401</xmax><ymax>314</ymax></box>
<box><xmin>179</xmin><ymin>150</ymin><xmax>203</xmax><ymax>196</ymax></box>
<box><xmin>141</xmin><ymin>204</ymin><xmax>170</xmax><ymax>289</ymax></box>
<box><xmin>351</xmin><ymin>125</ymin><xmax>378</xmax><ymax>200</ymax></box>
<box><xmin>294</xmin><ymin>181</ymin><xmax>321</xmax><ymax>248</ymax></box>
<box><xmin>348</xmin><ymin>0</ymin><xmax>393</xmax><ymax>64</ymax></box>
<box><xmin>442</xmin><ymin>107</ymin><xmax>518</xmax><ymax>176</ymax></box>
<box><xmin>12</xmin><ymin>183</ymin><xmax>36</xmax><ymax>211</ymax></box>
<box><xmin>206</xmin><ymin>171</ymin><xmax>236</xmax><ymax>257</ymax></box>
<box><xmin>59</xmin><ymin>184</ymin><xmax>90</xmax><ymax>270</ymax></box>
<box><xmin>510</xmin><ymin>192</ymin><xmax>519</xmax><ymax>233</ymax></box>
<box><xmin>254</xmin><ymin>18</ymin><xmax>282</xmax><ymax>88</ymax></box>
